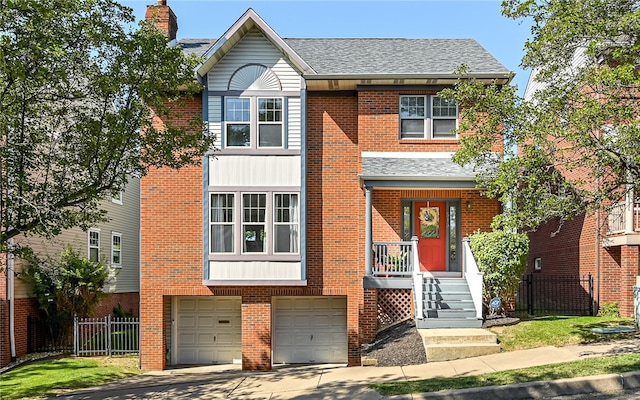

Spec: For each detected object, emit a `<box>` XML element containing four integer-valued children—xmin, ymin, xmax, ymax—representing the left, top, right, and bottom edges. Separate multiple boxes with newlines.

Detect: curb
<box><xmin>389</xmin><ymin>371</ymin><xmax>640</xmax><ymax>400</ymax></box>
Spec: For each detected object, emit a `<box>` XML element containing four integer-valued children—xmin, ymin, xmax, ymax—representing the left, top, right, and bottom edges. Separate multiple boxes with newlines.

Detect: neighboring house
<box><xmin>523</xmin><ymin>63</ymin><xmax>639</xmax><ymax>318</ymax></box>
<box><xmin>141</xmin><ymin>1</ymin><xmax>511</xmax><ymax>371</ymax></box>
<box><xmin>0</xmin><ymin>179</ymin><xmax>140</xmax><ymax>367</ymax></box>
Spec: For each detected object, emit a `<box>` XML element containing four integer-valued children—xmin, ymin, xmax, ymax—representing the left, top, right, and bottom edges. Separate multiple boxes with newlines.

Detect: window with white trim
<box><xmin>111</xmin><ymin>191</ymin><xmax>123</xmax><ymax>205</ymax></box>
<box><xmin>88</xmin><ymin>230</ymin><xmax>100</xmax><ymax>262</ymax></box>
<box><xmin>210</xmin><ymin>193</ymin><xmax>234</xmax><ymax>253</ymax></box>
<box><xmin>274</xmin><ymin>193</ymin><xmax>299</xmax><ymax>253</ymax></box>
<box><xmin>242</xmin><ymin>193</ymin><xmax>267</xmax><ymax>253</ymax></box>
<box><xmin>224</xmin><ymin>97</ymin><xmax>284</xmax><ymax>149</ymax></box>
<box><xmin>111</xmin><ymin>232</ymin><xmax>122</xmax><ymax>267</ymax></box>
<box><xmin>400</xmin><ymin>95</ymin><xmax>458</xmax><ymax>139</ymax></box>
<box><xmin>209</xmin><ymin>192</ymin><xmax>300</xmax><ymax>256</ymax></box>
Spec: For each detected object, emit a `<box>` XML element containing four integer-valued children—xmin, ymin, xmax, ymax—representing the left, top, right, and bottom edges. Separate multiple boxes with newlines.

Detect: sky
<box><xmin>120</xmin><ymin>0</ymin><xmax>534</xmax><ymax>95</ymax></box>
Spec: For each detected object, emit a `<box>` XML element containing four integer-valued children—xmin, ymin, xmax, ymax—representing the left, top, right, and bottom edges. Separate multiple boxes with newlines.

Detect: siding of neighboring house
<box><xmin>0</xmin><ymin>179</ymin><xmax>140</xmax><ymax>366</ymax></box>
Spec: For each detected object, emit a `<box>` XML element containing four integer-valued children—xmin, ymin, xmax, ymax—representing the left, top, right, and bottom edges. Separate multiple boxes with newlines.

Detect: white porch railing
<box><xmin>411</xmin><ymin>236</ymin><xmax>423</xmax><ymax>320</ymax></box>
<box><xmin>462</xmin><ymin>238</ymin><xmax>484</xmax><ymax>320</ymax></box>
<box><xmin>607</xmin><ymin>202</ymin><xmax>640</xmax><ymax>234</ymax></box>
<box><xmin>371</xmin><ymin>241</ymin><xmax>413</xmax><ymax>277</ymax></box>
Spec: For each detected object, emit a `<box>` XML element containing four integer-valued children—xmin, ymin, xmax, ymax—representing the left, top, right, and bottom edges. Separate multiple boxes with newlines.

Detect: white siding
<box><xmin>207</xmin><ymin>32</ymin><xmax>302</xmax><ymax>92</ymax></box>
<box><xmin>209</xmin><ymin>261</ymin><xmax>302</xmax><ymax>280</ymax></box>
<box><xmin>209</xmin><ymin>156</ymin><xmax>301</xmax><ymax>187</ymax></box>
<box><xmin>287</xmin><ymin>97</ymin><xmax>301</xmax><ymax>149</ymax></box>
<box><xmin>208</xmin><ymin>96</ymin><xmax>222</xmax><ymax>149</ymax></box>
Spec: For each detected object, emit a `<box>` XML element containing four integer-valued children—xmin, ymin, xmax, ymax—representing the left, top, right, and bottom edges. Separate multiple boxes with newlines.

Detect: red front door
<box><xmin>415</xmin><ymin>202</ymin><xmax>447</xmax><ymax>272</ymax></box>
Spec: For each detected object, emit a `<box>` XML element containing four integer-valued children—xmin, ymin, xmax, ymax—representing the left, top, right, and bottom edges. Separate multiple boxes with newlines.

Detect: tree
<box><xmin>21</xmin><ymin>246</ymin><xmax>110</xmax><ymax>344</ymax></box>
<box><xmin>0</xmin><ymin>0</ymin><xmax>213</xmax><ymax>249</ymax></box>
<box><xmin>443</xmin><ymin>0</ymin><xmax>640</xmax><ymax>232</ymax></box>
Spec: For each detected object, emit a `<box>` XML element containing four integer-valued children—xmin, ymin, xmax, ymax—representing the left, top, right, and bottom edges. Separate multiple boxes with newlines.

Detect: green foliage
<box><xmin>469</xmin><ymin>230</ymin><xmax>529</xmax><ymax>314</ymax></box>
<box><xmin>442</xmin><ymin>0</ymin><xmax>640</xmax><ymax>232</ymax></box>
<box><xmin>0</xmin><ymin>0</ymin><xmax>214</xmax><ymax>248</ymax></box>
<box><xmin>21</xmin><ymin>246</ymin><xmax>110</xmax><ymax>343</ymax></box>
<box><xmin>598</xmin><ymin>302</ymin><xmax>621</xmax><ymax>318</ymax></box>
<box><xmin>113</xmin><ymin>303</ymin><xmax>136</xmax><ymax>318</ymax></box>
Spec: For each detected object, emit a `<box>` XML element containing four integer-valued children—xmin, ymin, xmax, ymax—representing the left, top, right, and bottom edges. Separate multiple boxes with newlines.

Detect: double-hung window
<box><xmin>111</xmin><ymin>233</ymin><xmax>122</xmax><ymax>267</ymax></box>
<box><xmin>209</xmin><ymin>192</ymin><xmax>299</xmax><ymax>256</ymax></box>
<box><xmin>210</xmin><ymin>193</ymin><xmax>235</xmax><ymax>253</ymax></box>
<box><xmin>225</xmin><ymin>97</ymin><xmax>284</xmax><ymax>149</ymax></box>
<box><xmin>242</xmin><ymin>193</ymin><xmax>267</xmax><ymax>253</ymax></box>
<box><xmin>88</xmin><ymin>229</ymin><xmax>100</xmax><ymax>262</ymax></box>
<box><xmin>400</xmin><ymin>95</ymin><xmax>458</xmax><ymax>139</ymax></box>
<box><xmin>274</xmin><ymin>193</ymin><xmax>299</xmax><ymax>253</ymax></box>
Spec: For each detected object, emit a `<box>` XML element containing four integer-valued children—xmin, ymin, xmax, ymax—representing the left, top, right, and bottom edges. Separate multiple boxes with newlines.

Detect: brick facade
<box><xmin>527</xmin><ymin>211</ymin><xmax>640</xmax><ymax>317</ymax></box>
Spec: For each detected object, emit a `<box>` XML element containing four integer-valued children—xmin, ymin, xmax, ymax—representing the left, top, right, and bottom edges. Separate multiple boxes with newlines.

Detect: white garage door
<box><xmin>273</xmin><ymin>296</ymin><xmax>347</xmax><ymax>364</ymax></box>
<box><xmin>175</xmin><ymin>296</ymin><xmax>241</xmax><ymax>365</ymax></box>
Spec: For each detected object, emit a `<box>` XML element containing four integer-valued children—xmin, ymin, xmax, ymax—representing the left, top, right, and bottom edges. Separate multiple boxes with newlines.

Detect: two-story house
<box><xmin>0</xmin><ymin>180</ymin><xmax>140</xmax><ymax>367</ymax></box>
<box><xmin>141</xmin><ymin>1</ymin><xmax>511</xmax><ymax>371</ymax></box>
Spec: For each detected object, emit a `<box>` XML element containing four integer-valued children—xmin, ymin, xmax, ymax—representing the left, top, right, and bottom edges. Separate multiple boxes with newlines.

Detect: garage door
<box><xmin>273</xmin><ymin>296</ymin><xmax>347</xmax><ymax>364</ymax></box>
<box><xmin>176</xmin><ymin>296</ymin><xmax>241</xmax><ymax>364</ymax></box>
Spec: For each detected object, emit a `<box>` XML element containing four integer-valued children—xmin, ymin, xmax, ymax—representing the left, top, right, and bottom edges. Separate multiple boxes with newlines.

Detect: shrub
<box><xmin>598</xmin><ymin>302</ymin><xmax>620</xmax><ymax>318</ymax></box>
<box><xmin>469</xmin><ymin>230</ymin><xmax>529</xmax><ymax>315</ymax></box>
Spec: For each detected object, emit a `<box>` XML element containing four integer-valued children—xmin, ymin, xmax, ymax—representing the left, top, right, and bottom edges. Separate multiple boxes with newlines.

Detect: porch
<box><xmin>363</xmin><ymin>238</ymin><xmax>484</xmax><ymax>329</ymax></box>
<box><xmin>359</xmin><ymin>152</ymin><xmax>495</xmax><ymax>329</ymax></box>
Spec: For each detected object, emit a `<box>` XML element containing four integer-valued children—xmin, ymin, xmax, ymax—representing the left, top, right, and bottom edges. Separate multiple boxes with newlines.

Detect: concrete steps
<box><xmin>418</xmin><ymin>328</ymin><xmax>500</xmax><ymax>362</ymax></box>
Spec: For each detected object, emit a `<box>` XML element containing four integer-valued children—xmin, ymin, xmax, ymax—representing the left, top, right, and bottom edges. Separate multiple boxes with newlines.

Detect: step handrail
<box><xmin>411</xmin><ymin>236</ymin><xmax>423</xmax><ymax>319</ymax></box>
<box><xmin>462</xmin><ymin>237</ymin><xmax>483</xmax><ymax>320</ymax></box>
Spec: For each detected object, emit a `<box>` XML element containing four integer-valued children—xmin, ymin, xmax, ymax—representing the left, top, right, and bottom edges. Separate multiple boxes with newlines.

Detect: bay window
<box><xmin>400</xmin><ymin>95</ymin><xmax>457</xmax><ymax>139</ymax></box>
<box><xmin>209</xmin><ymin>192</ymin><xmax>299</xmax><ymax>257</ymax></box>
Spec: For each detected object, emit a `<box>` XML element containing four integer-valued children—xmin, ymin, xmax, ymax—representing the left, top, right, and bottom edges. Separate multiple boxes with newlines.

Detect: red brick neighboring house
<box><xmin>141</xmin><ymin>1</ymin><xmax>511</xmax><ymax>371</ymax></box>
<box><xmin>523</xmin><ymin>69</ymin><xmax>640</xmax><ymax>318</ymax></box>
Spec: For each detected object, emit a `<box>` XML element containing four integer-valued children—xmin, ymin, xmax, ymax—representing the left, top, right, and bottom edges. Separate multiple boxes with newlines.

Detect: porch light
<box><xmin>466</xmin><ymin>200</ymin><xmax>472</xmax><ymax>211</ymax></box>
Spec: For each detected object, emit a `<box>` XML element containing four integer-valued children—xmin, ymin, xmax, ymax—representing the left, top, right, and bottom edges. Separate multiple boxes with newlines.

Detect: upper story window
<box><xmin>111</xmin><ymin>191</ymin><xmax>123</xmax><ymax>205</ymax></box>
<box><xmin>88</xmin><ymin>229</ymin><xmax>100</xmax><ymax>262</ymax></box>
<box><xmin>400</xmin><ymin>95</ymin><xmax>458</xmax><ymax>140</ymax></box>
<box><xmin>209</xmin><ymin>192</ymin><xmax>299</xmax><ymax>256</ymax></box>
<box><xmin>111</xmin><ymin>232</ymin><xmax>122</xmax><ymax>267</ymax></box>
<box><xmin>225</xmin><ymin>97</ymin><xmax>284</xmax><ymax>149</ymax></box>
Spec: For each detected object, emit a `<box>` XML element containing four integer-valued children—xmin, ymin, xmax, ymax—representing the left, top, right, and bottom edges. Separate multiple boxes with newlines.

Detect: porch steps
<box><xmin>417</xmin><ymin>277</ymin><xmax>482</xmax><ymax>329</ymax></box>
<box><xmin>418</xmin><ymin>328</ymin><xmax>500</xmax><ymax>362</ymax></box>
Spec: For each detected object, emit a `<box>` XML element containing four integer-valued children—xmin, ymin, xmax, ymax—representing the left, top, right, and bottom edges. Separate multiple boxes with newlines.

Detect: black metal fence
<box><xmin>27</xmin><ymin>316</ymin><xmax>73</xmax><ymax>353</ymax></box>
<box><xmin>516</xmin><ymin>273</ymin><xmax>594</xmax><ymax>316</ymax></box>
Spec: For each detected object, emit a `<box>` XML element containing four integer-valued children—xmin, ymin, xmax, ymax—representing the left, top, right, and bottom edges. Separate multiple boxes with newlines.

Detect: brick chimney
<box><xmin>145</xmin><ymin>0</ymin><xmax>178</xmax><ymax>42</ymax></box>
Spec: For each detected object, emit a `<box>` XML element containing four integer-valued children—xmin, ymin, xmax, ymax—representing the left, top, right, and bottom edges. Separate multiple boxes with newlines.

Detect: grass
<box><xmin>370</xmin><ymin>315</ymin><xmax>639</xmax><ymax>396</ymax></box>
<box><xmin>488</xmin><ymin>315</ymin><xmax>636</xmax><ymax>351</ymax></box>
<box><xmin>0</xmin><ymin>355</ymin><xmax>141</xmax><ymax>400</ymax></box>
<box><xmin>370</xmin><ymin>353</ymin><xmax>640</xmax><ymax>396</ymax></box>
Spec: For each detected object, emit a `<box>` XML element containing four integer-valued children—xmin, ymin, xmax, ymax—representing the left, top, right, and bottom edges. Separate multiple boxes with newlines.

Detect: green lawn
<box><xmin>371</xmin><ymin>353</ymin><xmax>640</xmax><ymax>396</ymax></box>
<box><xmin>489</xmin><ymin>316</ymin><xmax>636</xmax><ymax>351</ymax></box>
<box><xmin>370</xmin><ymin>315</ymin><xmax>639</xmax><ymax>397</ymax></box>
<box><xmin>0</xmin><ymin>356</ymin><xmax>141</xmax><ymax>400</ymax></box>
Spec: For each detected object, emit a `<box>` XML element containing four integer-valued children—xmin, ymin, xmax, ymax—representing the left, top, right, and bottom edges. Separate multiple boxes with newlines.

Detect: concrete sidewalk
<box><xmin>56</xmin><ymin>339</ymin><xmax>640</xmax><ymax>400</ymax></box>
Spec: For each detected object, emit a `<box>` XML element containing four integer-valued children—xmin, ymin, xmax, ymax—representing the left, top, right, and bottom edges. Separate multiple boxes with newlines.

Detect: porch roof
<box><xmin>360</xmin><ymin>152</ymin><xmax>479</xmax><ymax>188</ymax></box>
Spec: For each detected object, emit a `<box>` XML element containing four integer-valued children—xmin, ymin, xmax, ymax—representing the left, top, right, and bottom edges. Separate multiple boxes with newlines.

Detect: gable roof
<box><xmin>183</xmin><ymin>8</ymin><xmax>512</xmax><ymax>84</ymax></box>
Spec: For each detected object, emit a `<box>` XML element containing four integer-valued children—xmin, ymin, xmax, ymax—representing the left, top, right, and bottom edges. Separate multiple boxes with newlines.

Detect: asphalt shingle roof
<box><xmin>178</xmin><ymin>37</ymin><xmax>509</xmax><ymax>76</ymax></box>
<box><xmin>361</xmin><ymin>156</ymin><xmax>478</xmax><ymax>180</ymax></box>
<box><xmin>284</xmin><ymin>38</ymin><xmax>509</xmax><ymax>76</ymax></box>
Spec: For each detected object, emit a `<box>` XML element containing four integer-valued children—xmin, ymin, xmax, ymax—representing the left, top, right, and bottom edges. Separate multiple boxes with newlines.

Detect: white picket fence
<box><xmin>74</xmin><ymin>315</ymin><xmax>139</xmax><ymax>356</ymax></box>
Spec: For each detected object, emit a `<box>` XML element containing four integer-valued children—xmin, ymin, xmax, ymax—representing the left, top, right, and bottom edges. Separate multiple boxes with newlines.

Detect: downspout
<box><xmin>8</xmin><ymin>237</ymin><xmax>15</xmax><ymax>361</ymax></box>
<box><xmin>300</xmin><ymin>83</ymin><xmax>307</xmax><ymax>281</ymax></box>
